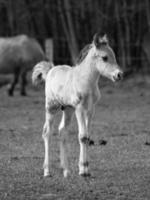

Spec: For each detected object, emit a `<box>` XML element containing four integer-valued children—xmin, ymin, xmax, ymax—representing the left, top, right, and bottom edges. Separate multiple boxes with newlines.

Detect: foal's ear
<box><xmin>93</xmin><ymin>33</ymin><xmax>108</xmax><ymax>48</ymax></box>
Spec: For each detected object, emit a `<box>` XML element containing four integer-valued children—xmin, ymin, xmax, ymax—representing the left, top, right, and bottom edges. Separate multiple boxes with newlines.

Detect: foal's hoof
<box><xmin>44</xmin><ymin>171</ymin><xmax>50</xmax><ymax>177</ymax></box>
<box><xmin>63</xmin><ymin>169</ymin><xmax>70</xmax><ymax>178</ymax></box>
<box><xmin>99</xmin><ymin>139</ymin><xmax>107</xmax><ymax>145</ymax></box>
<box><xmin>80</xmin><ymin>173</ymin><xmax>91</xmax><ymax>178</ymax></box>
<box><xmin>79</xmin><ymin>172</ymin><xmax>91</xmax><ymax>177</ymax></box>
<box><xmin>88</xmin><ymin>139</ymin><xmax>95</xmax><ymax>146</ymax></box>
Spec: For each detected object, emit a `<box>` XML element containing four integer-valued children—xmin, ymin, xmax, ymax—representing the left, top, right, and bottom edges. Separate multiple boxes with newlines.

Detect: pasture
<box><xmin>0</xmin><ymin>77</ymin><xmax>150</xmax><ymax>200</ymax></box>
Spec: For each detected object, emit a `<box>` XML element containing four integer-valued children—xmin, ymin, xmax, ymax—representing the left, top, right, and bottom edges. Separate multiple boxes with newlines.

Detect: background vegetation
<box><xmin>0</xmin><ymin>0</ymin><xmax>150</xmax><ymax>72</ymax></box>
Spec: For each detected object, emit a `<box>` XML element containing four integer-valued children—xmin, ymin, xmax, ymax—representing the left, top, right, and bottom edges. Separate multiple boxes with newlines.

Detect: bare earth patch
<box><xmin>0</xmin><ymin>78</ymin><xmax>150</xmax><ymax>200</ymax></box>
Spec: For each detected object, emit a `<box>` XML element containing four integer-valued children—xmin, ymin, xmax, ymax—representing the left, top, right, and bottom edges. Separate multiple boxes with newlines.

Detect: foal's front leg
<box><xmin>42</xmin><ymin>109</ymin><xmax>54</xmax><ymax>177</ymax></box>
<box><xmin>75</xmin><ymin>106</ymin><xmax>92</xmax><ymax>176</ymax></box>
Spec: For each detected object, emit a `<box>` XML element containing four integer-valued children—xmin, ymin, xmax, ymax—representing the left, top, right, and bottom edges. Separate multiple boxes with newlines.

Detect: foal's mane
<box><xmin>76</xmin><ymin>44</ymin><xmax>93</xmax><ymax>65</ymax></box>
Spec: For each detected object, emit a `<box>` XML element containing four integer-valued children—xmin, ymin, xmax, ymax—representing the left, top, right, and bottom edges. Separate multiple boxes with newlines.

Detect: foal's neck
<box><xmin>75</xmin><ymin>52</ymin><xmax>100</xmax><ymax>86</ymax></box>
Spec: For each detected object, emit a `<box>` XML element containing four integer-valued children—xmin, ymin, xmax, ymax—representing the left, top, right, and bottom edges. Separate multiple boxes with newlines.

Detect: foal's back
<box><xmin>47</xmin><ymin>65</ymin><xmax>73</xmax><ymax>86</ymax></box>
<box><xmin>46</xmin><ymin>65</ymin><xmax>75</xmax><ymax>101</ymax></box>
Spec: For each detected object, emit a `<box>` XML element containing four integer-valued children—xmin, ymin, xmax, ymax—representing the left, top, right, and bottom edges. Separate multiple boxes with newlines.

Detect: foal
<box><xmin>32</xmin><ymin>33</ymin><xmax>123</xmax><ymax>177</ymax></box>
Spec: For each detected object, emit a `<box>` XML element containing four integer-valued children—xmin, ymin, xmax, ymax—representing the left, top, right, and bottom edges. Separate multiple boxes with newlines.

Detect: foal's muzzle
<box><xmin>113</xmin><ymin>71</ymin><xmax>123</xmax><ymax>82</ymax></box>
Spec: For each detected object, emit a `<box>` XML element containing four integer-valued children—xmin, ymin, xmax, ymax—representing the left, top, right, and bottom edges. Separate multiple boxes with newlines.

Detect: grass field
<box><xmin>0</xmin><ymin>77</ymin><xmax>150</xmax><ymax>200</ymax></box>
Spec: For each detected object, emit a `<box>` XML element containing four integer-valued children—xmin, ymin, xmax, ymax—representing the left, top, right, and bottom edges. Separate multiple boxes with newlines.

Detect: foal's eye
<box><xmin>102</xmin><ymin>56</ymin><xmax>108</xmax><ymax>62</ymax></box>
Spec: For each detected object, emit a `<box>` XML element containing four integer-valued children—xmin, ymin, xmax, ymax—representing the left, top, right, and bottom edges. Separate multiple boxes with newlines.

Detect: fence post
<box><xmin>45</xmin><ymin>38</ymin><xmax>53</xmax><ymax>62</ymax></box>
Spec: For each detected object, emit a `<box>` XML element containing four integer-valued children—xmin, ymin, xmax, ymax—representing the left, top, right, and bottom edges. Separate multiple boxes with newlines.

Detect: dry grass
<box><xmin>0</xmin><ymin>77</ymin><xmax>150</xmax><ymax>200</ymax></box>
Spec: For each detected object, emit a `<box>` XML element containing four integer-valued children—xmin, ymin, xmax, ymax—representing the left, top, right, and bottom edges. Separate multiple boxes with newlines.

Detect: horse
<box><xmin>32</xmin><ymin>32</ymin><xmax>123</xmax><ymax>178</ymax></box>
<box><xmin>0</xmin><ymin>34</ymin><xmax>47</xmax><ymax>96</ymax></box>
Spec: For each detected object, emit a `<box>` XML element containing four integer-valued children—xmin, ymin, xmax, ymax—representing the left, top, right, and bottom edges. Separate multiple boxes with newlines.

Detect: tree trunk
<box><xmin>24</xmin><ymin>0</ymin><xmax>39</xmax><ymax>36</ymax></box>
<box><xmin>115</xmin><ymin>1</ymin><xmax>126</xmax><ymax>70</ymax></box>
<box><xmin>123</xmin><ymin>0</ymin><xmax>131</xmax><ymax>67</ymax></box>
<box><xmin>145</xmin><ymin>0</ymin><xmax>150</xmax><ymax>29</ymax></box>
<box><xmin>58</xmin><ymin>0</ymin><xmax>79</xmax><ymax>64</ymax></box>
<box><xmin>6</xmin><ymin>0</ymin><xmax>15</xmax><ymax>35</ymax></box>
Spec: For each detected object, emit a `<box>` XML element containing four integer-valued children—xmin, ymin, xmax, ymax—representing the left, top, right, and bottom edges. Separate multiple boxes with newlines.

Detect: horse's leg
<box><xmin>20</xmin><ymin>71</ymin><xmax>27</xmax><ymax>96</ymax></box>
<box><xmin>8</xmin><ymin>71</ymin><xmax>20</xmax><ymax>96</ymax></box>
<box><xmin>58</xmin><ymin>107</ymin><xmax>74</xmax><ymax>177</ymax></box>
<box><xmin>42</xmin><ymin>109</ymin><xmax>54</xmax><ymax>177</ymax></box>
<box><xmin>75</xmin><ymin>106</ymin><xmax>91</xmax><ymax>176</ymax></box>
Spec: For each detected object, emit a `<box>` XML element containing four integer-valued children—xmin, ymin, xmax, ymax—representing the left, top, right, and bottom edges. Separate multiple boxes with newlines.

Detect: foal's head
<box><xmin>92</xmin><ymin>33</ymin><xmax>123</xmax><ymax>82</ymax></box>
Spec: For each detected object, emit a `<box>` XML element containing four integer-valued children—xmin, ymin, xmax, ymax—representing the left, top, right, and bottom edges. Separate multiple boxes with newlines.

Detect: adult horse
<box><xmin>32</xmin><ymin>33</ymin><xmax>123</xmax><ymax>177</ymax></box>
<box><xmin>0</xmin><ymin>34</ymin><xmax>47</xmax><ymax>96</ymax></box>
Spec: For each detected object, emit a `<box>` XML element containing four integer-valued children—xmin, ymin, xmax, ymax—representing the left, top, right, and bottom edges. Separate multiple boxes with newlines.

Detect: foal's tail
<box><xmin>32</xmin><ymin>61</ymin><xmax>54</xmax><ymax>85</ymax></box>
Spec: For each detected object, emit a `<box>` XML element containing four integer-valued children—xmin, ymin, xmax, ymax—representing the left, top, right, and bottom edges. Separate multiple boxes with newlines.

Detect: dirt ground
<box><xmin>0</xmin><ymin>76</ymin><xmax>150</xmax><ymax>200</ymax></box>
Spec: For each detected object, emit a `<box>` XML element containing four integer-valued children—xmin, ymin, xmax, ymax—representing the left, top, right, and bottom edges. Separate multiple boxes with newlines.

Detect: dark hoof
<box><xmin>145</xmin><ymin>141</ymin><xmax>150</xmax><ymax>146</ymax></box>
<box><xmin>8</xmin><ymin>90</ymin><xmax>13</xmax><ymax>96</ymax></box>
<box><xmin>88</xmin><ymin>139</ymin><xmax>95</xmax><ymax>146</ymax></box>
<box><xmin>44</xmin><ymin>172</ymin><xmax>52</xmax><ymax>178</ymax></box>
<box><xmin>99</xmin><ymin>139</ymin><xmax>107</xmax><ymax>145</ymax></box>
<box><xmin>80</xmin><ymin>173</ymin><xmax>91</xmax><ymax>177</ymax></box>
<box><xmin>21</xmin><ymin>92</ymin><xmax>27</xmax><ymax>96</ymax></box>
<box><xmin>44</xmin><ymin>174</ymin><xmax>52</xmax><ymax>178</ymax></box>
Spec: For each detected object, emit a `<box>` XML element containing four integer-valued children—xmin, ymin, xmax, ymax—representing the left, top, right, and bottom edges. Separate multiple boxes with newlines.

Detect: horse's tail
<box><xmin>32</xmin><ymin>61</ymin><xmax>54</xmax><ymax>85</ymax></box>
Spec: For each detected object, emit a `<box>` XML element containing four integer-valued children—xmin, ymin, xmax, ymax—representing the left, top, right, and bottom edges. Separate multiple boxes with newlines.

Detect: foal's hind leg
<box><xmin>58</xmin><ymin>107</ymin><xmax>74</xmax><ymax>177</ymax></box>
<box><xmin>42</xmin><ymin>109</ymin><xmax>54</xmax><ymax>177</ymax></box>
